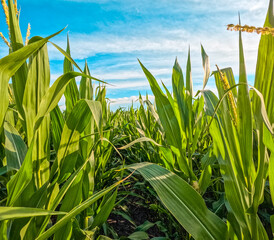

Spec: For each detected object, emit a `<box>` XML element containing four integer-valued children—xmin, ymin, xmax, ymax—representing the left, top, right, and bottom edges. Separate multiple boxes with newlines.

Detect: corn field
<box><xmin>0</xmin><ymin>0</ymin><xmax>273</xmax><ymax>239</ymax></box>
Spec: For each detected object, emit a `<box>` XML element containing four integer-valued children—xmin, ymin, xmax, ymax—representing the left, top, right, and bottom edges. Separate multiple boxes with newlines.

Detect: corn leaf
<box><xmin>129</xmin><ymin>162</ymin><xmax>228</xmax><ymax>240</ymax></box>
<box><xmin>4</xmin><ymin>121</ymin><xmax>27</xmax><ymax>171</ymax></box>
<box><xmin>6</xmin><ymin>143</ymin><xmax>34</xmax><ymax>206</ymax></box>
<box><xmin>201</xmin><ymin>45</ymin><xmax>210</xmax><ymax>89</ymax></box>
<box><xmin>36</xmin><ymin>180</ymin><xmax>123</xmax><ymax>240</ymax></box>
<box><xmin>0</xmin><ymin>29</ymin><xmax>64</xmax><ymax>129</ymax></box>
<box><xmin>63</xmin><ymin>35</ymin><xmax>79</xmax><ymax>116</ymax></box>
<box><xmin>237</xmin><ymin>28</ymin><xmax>253</xmax><ymax>185</ymax></box>
<box><xmin>8</xmin><ymin>0</ymin><xmax>28</xmax><ymax>120</ymax></box>
<box><xmin>0</xmin><ymin>207</ymin><xmax>66</xmax><ymax>221</ymax></box>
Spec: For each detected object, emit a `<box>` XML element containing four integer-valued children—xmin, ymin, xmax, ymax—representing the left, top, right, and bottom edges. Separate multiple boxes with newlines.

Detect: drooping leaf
<box><xmin>129</xmin><ymin>162</ymin><xmax>228</xmax><ymax>240</ymax></box>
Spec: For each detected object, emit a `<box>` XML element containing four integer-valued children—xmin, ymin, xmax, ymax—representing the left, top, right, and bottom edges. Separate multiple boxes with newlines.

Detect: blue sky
<box><xmin>0</xmin><ymin>0</ymin><xmax>269</xmax><ymax>109</ymax></box>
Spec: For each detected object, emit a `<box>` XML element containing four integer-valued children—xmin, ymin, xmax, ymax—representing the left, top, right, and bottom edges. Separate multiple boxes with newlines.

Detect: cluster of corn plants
<box><xmin>128</xmin><ymin>1</ymin><xmax>273</xmax><ymax>239</ymax></box>
<box><xmin>0</xmin><ymin>1</ymin><xmax>128</xmax><ymax>239</ymax></box>
<box><xmin>0</xmin><ymin>0</ymin><xmax>273</xmax><ymax>239</ymax></box>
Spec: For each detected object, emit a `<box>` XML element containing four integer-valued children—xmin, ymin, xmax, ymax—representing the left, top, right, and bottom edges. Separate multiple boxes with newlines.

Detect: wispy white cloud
<box><xmin>1</xmin><ymin>0</ymin><xmax>267</xmax><ymax>110</ymax></box>
<box><xmin>109</xmin><ymin>94</ymin><xmax>155</xmax><ymax>106</ymax></box>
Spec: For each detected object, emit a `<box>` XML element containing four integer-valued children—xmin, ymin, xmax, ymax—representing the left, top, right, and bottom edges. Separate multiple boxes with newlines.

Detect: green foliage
<box><xmin>0</xmin><ymin>0</ymin><xmax>273</xmax><ymax>239</ymax></box>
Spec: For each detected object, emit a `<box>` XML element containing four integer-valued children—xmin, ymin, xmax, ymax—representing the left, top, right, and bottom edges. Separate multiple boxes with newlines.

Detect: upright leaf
<box><xmin>4</xmin><ymin>121</ymin><xmax>27</xmax><ymax>171</ymax></box>
<box><xmin>0</xmin><ymin>29</ymin><xmax>64</xmax><ymax>129</ymax></box>
<box><xmin>63</xmin><ymin>34</ymin><xmax>79</xmax><ymax>116</ymax></box>
<box><xmin>237</xmin><ymin>26</ymin><xmax>253</xmax><ymax>186</ymax></box>
<box><xmin>8</xmin><ymin>0</ymin><xmax>28</xmax><ymax>120</ymax></box>
<box><xmin>201</xmin><ymin>45</ymin><xmax>210</xmax><ymax>89</ymax></box>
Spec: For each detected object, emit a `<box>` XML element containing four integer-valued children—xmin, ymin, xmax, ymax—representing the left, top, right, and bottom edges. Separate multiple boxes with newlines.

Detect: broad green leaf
<box><xmin>22</xmin><ymin>40</ymin><xmax>51</xmax><ymax>188</ymax></box>
<box><xmin>0</xmin><ymin>166</ymin><xmax>8</xmax><ymax>176</ymax></box>
<box><xmin>22</xmin><ymin>40</ymin><xmax>50</xmax><ymax>144</ymax></box>
<box><xmin>172</xmin><ymin>58</ymin><xmax>187</xmax><ymax>134</ymax></box>
<box><xmin>0</xmin><ymin>207</ymin><xmax>66</xmax><ymax>221</ymax></box>
<box><xmin>33</xmin><ymin>72</ymin><xmax>93</xmax><ymax>133</ymax></box>
<box><xmin>253</xmin><ymin>0</ymin><xmax>274</xmax><ymax>124</ymax></box>
<box><xmin>186</xmin><ymin>48</ymin><xmax>193</xmax><ymax>143</ymax></box>
<box><xmin>200</xmin><ymin>90</ymin><xmax>220</xmax><ymax>117</ymax></box>
<box><xmin>138</xmin><ymin>60</ymin><xmax>192</xmax><ymax>178</ymax></box>
<box><xmin>80</xmin><ymin>60</ymin><xmax>93</xmax><ymax>100</ymax></box>
<box><xmin>53</xmin><ymin>100</ymin><xmax>102</xmax><ymax>183</ymax></box>
<box><xmin>0</xmin><ymin>28</ymin><xmax>64</xmax><ymax>129</ymax></box>
<box><xmin>50</xmin><ymin>106</ymin><xmax>65</xmax><ymax>151</ymax></box>
<box><xmin>4</xmin><ymin>121</ymin><xmax>27</xmax><ymax>171</ymax></box>
<box><xmin>63</xmin><ymin>34</ymin><xmax>79</xmax><ymax>116</ymax></box>
<box><xmin>251</xmin><ymin>87</ymin><xmax>273</xmax><ymax>135</ymax></box>
<box><xmin>269</xmin><ymin>152</ymin><xmax>274</xmax><ymax>205</ymax></box>
<box><xmin>129</xmin><ymin>162</ymin><xmax>228</xmax><ymax>240</ymax></box>
<box><xmin>6</xmin><ymin>143</ymin><xmax>33</xmax><ymax>206</ymax></box>
<box><xmin>201</xmin><ymin>45</ymin><xmax>210</xmax><ymax>89</ymax></box>
<box><xmin>53</xmin><ymin>171</ymin><xmax>84</xmax><ymax>240</ymax></box>
<box><xmin>186</xmin><ymin>47</ymin><xmax>193</xmax><ymax>98</ymax></box>
<box><xmin>36</xmin><ymin>180</ymin><xmax>123</xmax><ymax>240</ymax></box>
<box><xmin>136</xmin><ymin>220</ymin><xmax>156</xmax><ymax>232</ymax></box>
<box><xmin>237</xmin><ymin>28</ymin><xmax>253</xmax><ymax>186</ymax></box>
<box><xmin>271</xmin><ymin>215</ymin><xmax>274</xmax><ymax>235</ymax></box>
<box><xmin>50</xmin><ymin>41</ymin><xmax>107</xmax><ymax>85</ymax></box>
<box><xmin>128</xmin><ymin>231</ymin><xmax>149</xmax><ymax>240</ymax></box>
<box><xmin>91</xmin><ymin>190</ymin><xmax>117</xmax><ymax>229</ymax></box>
<box><xmin>198</xmin><ymin>165</ymin><xmax>212</xmax><ymax>196</ymax></box>
<box><xmin>210</xmin><ymin>120</ymin><xmax>252</xmax><ymax>238</ymax></box>
<box><xmin>37</xmin><ymin>156</ymin><xmax>91</xmax><ymax>236</ymax></box>
<box><xmin>8</xmin><ymin>0</ymin><xmax>28</xmax><ymax>120</ymax></box>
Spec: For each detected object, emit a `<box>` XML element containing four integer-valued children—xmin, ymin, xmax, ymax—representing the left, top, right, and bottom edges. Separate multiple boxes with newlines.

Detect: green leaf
<box><xmin>80</xmin><ymin>60</ymin><xmax>93</xmax><ymax>100</ymax></box>
<box><xmin>269</xmin><ymin>152</ymin><xmax>274</xmax><ymax>206</ymax></box>
<box><xmin>139</xmin><ymin>60</ymin><xmax>192</xmax><ymax>178</ymax></box>
<box><xmin>201</xmin><ymin>45</ymin><xmax>210</xmax><ymax>89</ymax></box>
<box><xmin>271</xmin><ymin>215</ymin><xmax>274</xmax><ymax>235</ymax></box>
<box><xmin>63</xmin><ymin>34</ymin><xmax>79</xmax><ymax>116</ymax></box>
<box><xmin>253</xmin><ymin>0</ymin><xmax>274</xmax><ymax>124</ymax></box>
<box><xmin>200</xmin><ymin>90</ymin><xmax>220</xmax><ymax>117</ymax></box>
<box><xmin>118</xmin><ymin>137</ymin><xmax>161</xmax><ymax>150</ymax></box>
<box><xmin>129</xmin><ymin>162</ymin><xmax>228</xmax><ymax>240</ymax></box>
<box><xmin>53</xmin><ymin>100</ymin><xmax>102</xmax><ymax>183</ymax></box>
<box><xmin>6</xmin><ymin>143</ymin><xmax>34</xmax><ymax>206</ymax></box>
<box><xmin>91</xmin><ymin>190</ymin><xmax>117</xmax><ymax>229</ymax></box>
<box><xmin>22</xmin><ymin>40</ymin><xmax>50</xmax><ymax>144</ymax></box>
<box><xmin>237</xmin><ymin>27</ymin><xmax>253</xmax><ymax>185</ymax></box>
<box><xmin>33</xmin><ymin>72</ymin><xmax>93</xmax><ymax>133</ymax></box>
<box><xmin>22</xmin><ymin>40</ymin><xmax>51</xmax><ymax>188</ymax></box>
<box><xmin>53</xmin><ymin>171</ymin><xmax>84</xmax><ymax>240</ymax></box>
<box><xmin>186</xmin><ymin>47</ymin><xmax>193</xmax><ymax>98</ymax></box>
<box><xmin>136</xmin><ymin>220</ymin><xmax>156</xmax><ymax>232</ymax></box>
<box><xmin>128</xmin><ymin>231</ymin><xmax>149</xmax><ymax>240</ymax></box>
<box><xmin>0</xmin><ymin>28</ymin><xmax>64</xmax><ymax>129</ymax></box>
<box><xmin>50</xmin><ymin>106</ymin><xmax>65</xmax><ymax>151</ymax></box>
<box><xmin>198</xmin><ymin>165</ymin><xmax>212</xmax><ymax>196</ymax></box>
<box><xmin>0</xmin><ymin>207</ymin><xmax>66</xmax><ymax>221</ymax></box>
<box><xmin>36</xmin><ymin>180</ymin><xmax>123</xmax><ymax>240</ymax></box>
<box><xmin>4</xmin><ymin>121</ymin><xmax>27</xmax><ymax>171</ymax></box>
<box><xmin>37</xmin><ymin>156</ymin><xmax>91</xmax><ymax>236</ymax></box>
<box><xmin>8</xmin><ymin>0</ymin><xmax>28</xmax><ymax>120</ymax></box>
